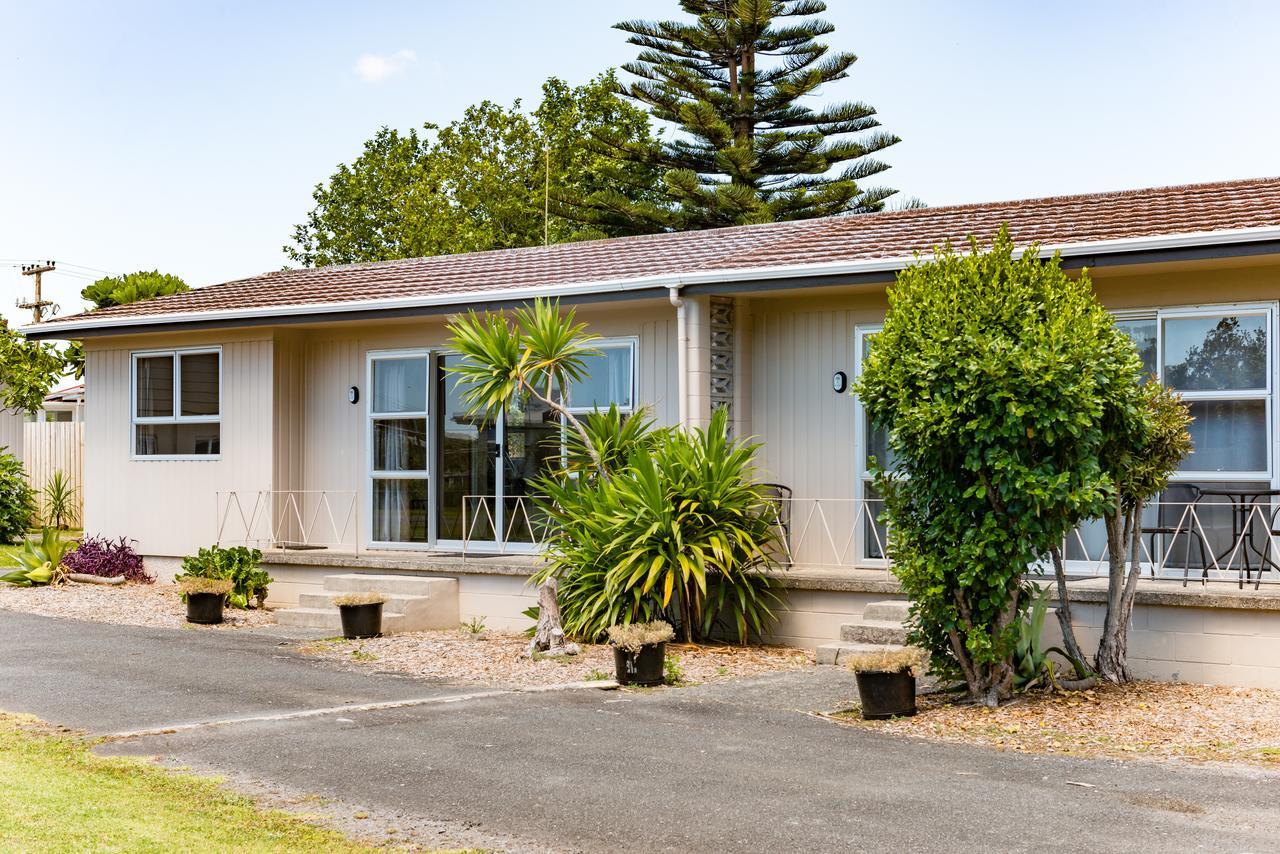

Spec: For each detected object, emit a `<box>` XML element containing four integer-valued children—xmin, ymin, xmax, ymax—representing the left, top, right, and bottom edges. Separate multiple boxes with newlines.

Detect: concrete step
<box><xmin>274</xmin><ymin>607</ymin><xmax>409</xmax><ymax>633</ymax></box>
<box><xmin>816</xmin><ymin>641</ymin><xmax>907</xmax><ymax>666</ymax></box>
<box><xmin>275</xmin><ymin>573</ymin><xmax>460</xmax><ymax>634</ymax></box>
<box><xmin>322</xmin><ymin>573</ymin><xmax>457</xmax><ymax>597</ymax></box>
<box><xmin>840</xmin><ymin>619</ymin><xmax>909</xmax><ymax>645</ymax></box>
<box><xmin>861</xmin><ymin>600</ymin><xmax>911</xmax><ymax>622</ymax></box>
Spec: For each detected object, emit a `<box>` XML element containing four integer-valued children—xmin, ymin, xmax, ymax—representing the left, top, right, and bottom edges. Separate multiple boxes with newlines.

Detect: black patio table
<box><xmin>1194</xmin><ymin>486</ymin><xmax>1280</xmax><ymax>588</ymax></box>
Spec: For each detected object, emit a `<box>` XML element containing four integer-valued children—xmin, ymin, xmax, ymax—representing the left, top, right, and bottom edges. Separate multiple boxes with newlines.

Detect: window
<box><xmin>132</xmin><ymin>348</ymin><xmax>221</xmax><ymax>457</ymax></box>
<box><xmin>1115</xmin><ymin>307</ymin><xmax>1273</xmax><ymax>479</ymax></box>
<box><xmin>564</xmin><ymin>339</ymin><xmax>636</xmax><ymax>412</ymax></box>
<box><xmin>368</xmin><ymin>352</ymin><xmax>430</xmax><ymax>544</ymax></box>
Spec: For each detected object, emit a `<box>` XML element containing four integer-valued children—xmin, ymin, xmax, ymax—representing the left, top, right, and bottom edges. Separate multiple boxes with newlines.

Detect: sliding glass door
<box><xmin>436</xmin><ymin>354</ymin><xmax>498</xmax><ymax>544</ymax></box>
<box><xmin>368</xmin><ymin>352</ymin><xmax>430</xmax><ymax>546</ymax></box>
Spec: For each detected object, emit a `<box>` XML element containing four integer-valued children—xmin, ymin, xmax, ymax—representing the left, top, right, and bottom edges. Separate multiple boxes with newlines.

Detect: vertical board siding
<box><xmin>83</xmin><ymin>338</ymin><xmax>276</xmax><ymax>556</ymax></box>
<box><xmin>23</xmin><ymin>422</ymin><xmax>84</xmax><ymax>525</ymax></box>
<box><xmin>749</xmin><ymin>302</ymin><xmax>880</xmax><ymax>568</ymax></box>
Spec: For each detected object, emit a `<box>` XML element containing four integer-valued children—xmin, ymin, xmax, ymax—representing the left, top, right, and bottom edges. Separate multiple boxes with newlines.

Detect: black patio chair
<box><xmin>760</xmin><ymin>483</ymin><xmax>792</xmax><ymax>559</ymax></box>
<box><xmin>1142</xmin><ymin>484</ymin><xmax>1210</xmax><ymax>586</ymax></box>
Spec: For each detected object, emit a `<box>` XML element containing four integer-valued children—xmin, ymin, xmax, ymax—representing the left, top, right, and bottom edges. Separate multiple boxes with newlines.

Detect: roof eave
<box><xmin>22</xmin><ymin>225</ymin><xmax>1280</xmax><ymax>340</ymax></box>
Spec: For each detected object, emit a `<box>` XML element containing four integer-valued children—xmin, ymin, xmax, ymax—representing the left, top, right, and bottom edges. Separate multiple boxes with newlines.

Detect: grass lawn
<box><xmin>0</xmin><ymin>714</ymin><xmax>378</xmax><ymax>852</ymax></box>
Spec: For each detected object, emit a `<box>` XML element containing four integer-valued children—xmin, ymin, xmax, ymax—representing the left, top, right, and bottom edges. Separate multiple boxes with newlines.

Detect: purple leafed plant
<box><xmin>62</xmin><ymin>536</ymin><xmax>153</xmax><ymax>583</ymax></box>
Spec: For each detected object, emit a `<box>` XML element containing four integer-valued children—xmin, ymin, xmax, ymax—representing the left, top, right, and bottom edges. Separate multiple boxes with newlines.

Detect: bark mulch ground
<box><xmin>828</xmin><ymin>681</ymin><xmax>1280</xmax><ymax>767</ymax></box>
<box><xmin>298</xmin><ymin>629</ymin><xmax>814</xmax><ymax>688</ymax></box>
<box><xmin>0</xmin><ymin>582</ymin><xmax>274</xmax><ymax>630</ymax></box>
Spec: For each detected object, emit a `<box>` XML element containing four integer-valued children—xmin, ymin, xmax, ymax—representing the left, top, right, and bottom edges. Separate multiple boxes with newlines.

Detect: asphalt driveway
<box><xmin>2</xmin><ymin>610</ymin><xmax>1278</xmax><ymax>853</ymax></box>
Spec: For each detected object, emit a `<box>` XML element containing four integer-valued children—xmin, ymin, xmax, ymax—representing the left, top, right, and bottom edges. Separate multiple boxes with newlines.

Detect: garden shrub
<box><xmin>855</xmin><ymin>228</ymin><xmax>1141</xmax><ymax>706</ymax></box>
<box><xmin>174</xmin><ymin>545</ymin><xmax>270</xmax><ymax>608</ymax></box>
<box><xmin>62</xmin><ymin>536</ymin><xmax>153</xmax><ymax>583</ymax></box>
<box><xmin>536</xmin><ymin>408</ymin><xmax>783</xmax><ymax>644</ymax></box>
<box><xmin>0</xmin><ymin>453</ymin><xmax>36</xmax><ymax>545</ymax></box>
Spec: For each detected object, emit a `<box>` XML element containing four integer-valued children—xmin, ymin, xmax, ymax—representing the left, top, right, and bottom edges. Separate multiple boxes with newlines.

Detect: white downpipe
<box><xmin>670</xmin><ymin>286</ymin><xmax>688</xmax><ymax>429</ymax></box>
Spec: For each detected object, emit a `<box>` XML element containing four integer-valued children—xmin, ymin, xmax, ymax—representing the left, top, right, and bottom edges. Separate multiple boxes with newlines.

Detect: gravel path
<box><xmin>299</xmin><ymin>630</ymin><xmax>814</xmax><ymax>687</ymax></box>
<box><xmin>831</xmin><ymin>680</ymin><xmax>1280</xmax><ymax>766</ymax></box>
<box><xmin>0</xmin><ymin>582</ymin><xmax>275</xmax><ymax>630</ymax></box>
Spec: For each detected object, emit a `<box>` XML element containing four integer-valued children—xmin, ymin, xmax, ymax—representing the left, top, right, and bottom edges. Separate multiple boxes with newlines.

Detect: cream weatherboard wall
<box><xmin>287</xmin><ymin>301</ymin><xmax>681</xmax><ymax>517</ymax></box>
<box><xmin>83</xmin><ymin>330</ymin><xmax>276</xmax><ymax>557</ymax></box>
<box><xmin>81</xmin><ymin>300</ymin><xmax>679</xmax><ymax>559</ymax></box>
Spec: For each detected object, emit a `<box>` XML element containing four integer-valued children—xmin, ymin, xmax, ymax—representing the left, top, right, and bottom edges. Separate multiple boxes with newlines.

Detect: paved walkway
<box><xmin>2</xmin><ymin>610</ymin><xmax>1278</xmax><ymax>853</ymax></box>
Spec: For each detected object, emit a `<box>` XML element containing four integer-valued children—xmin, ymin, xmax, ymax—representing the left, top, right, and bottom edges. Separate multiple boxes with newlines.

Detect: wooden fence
<box><xmin>23</xmin><ymin>422</ymin><xmax>84</xmax><ymax>527</ymax></box>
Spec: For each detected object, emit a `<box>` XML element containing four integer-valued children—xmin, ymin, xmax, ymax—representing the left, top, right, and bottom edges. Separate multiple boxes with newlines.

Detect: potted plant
<box><xmin>607</xmin><ymin>621</ymin><xmax>674</xmax><ymax>686</ymax></box>
<box><xmin>180</xmin><ymin>577</ymin><xmax>233</xmax><ymax>625</ymax></box>
<box><xmin>846</xmin><ymin>648</ymin><xmax>927</xmax><ymax>720</ymax></box>
<box><xmin>334</xmin><ymin>592</ymin><xmax>386</xmax><ymax>639</ymax></box>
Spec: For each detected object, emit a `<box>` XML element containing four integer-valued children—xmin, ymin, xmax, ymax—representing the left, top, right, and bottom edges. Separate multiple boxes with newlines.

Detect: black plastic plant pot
<box><xmin>185</xmin><ymin>592</ymin><xmax>225</xmax><ymax>625</ymax></box>
<box><xmin>855</xmin><ymin>669</ymin><xmax>917</xmax><ymax>720</ymax></box>
<box><xmin>613</xmin><ymin>641</ymin><xmax>665</xmax><ymax>686</ymax></box>
<box><xmin>339</xmin><ymin>603</ymin><xmax>383</xmax><ymax>639</ymax></box>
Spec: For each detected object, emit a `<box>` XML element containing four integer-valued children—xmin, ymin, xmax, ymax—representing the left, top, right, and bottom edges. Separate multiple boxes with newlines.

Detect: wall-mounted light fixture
<box><xmin>832</xmin><ymin>371</ymin><xmax>848</xmax><ymax>394</ymax></box>
<box><xmin>348</xmin><ymin>386</ymin><xmax>360</xmax><ymax>404</ymax></box>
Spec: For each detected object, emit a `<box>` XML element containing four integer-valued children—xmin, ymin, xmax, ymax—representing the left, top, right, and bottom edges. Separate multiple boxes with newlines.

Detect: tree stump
<box><xmin>526</xmin><ymin>576</ymin><xmax>579</xmax><ymax>657</ymax></box>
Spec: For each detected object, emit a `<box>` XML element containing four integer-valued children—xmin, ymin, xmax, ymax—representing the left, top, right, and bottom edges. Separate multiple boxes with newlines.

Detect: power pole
<box><xmin>19</xmin><ymin>260</ymin><xmax>57</xmax><ymax>323</ymax></box>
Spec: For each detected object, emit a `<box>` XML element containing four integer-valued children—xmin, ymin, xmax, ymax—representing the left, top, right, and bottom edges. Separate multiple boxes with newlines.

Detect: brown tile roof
<box><xmin>39</xmin><ymin>176</ymin><xmax>1280</xmax><ymax>329</ymax></box>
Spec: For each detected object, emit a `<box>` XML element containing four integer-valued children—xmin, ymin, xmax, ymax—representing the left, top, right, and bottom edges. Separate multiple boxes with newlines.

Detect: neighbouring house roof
<box><xmin>43</xmin><ymin>383</ymin><xmax>84</xmax><ymax>404</ymax></box>
<box><xmin>26</xmin><ymin>176</ymin><xmax>1280</xmax><ymax>338</ymax></box>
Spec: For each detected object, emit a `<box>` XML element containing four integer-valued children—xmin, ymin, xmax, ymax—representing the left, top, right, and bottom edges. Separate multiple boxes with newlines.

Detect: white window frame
<box><xmin>563</xmin><ymin>337</ymin><xmax>638</xmax><ymax>414</ymax></box>
<box><xmin>1114</xmin><ymin>301</ymin><xmax>1277</xmax><ymax>483</ymax></box>
<box><xmin>366</xmin><ymin>349</ymin><xmax>433</xmax><ymax>550</ymax></box>
<box><xmin>130</xmin><ymin>346</ymin><xmax>222</xmax><ymax>461</ymax></box>
<box><xmin>853</xmin><ymin>324</ymin><xmax>888</xmax><ymax>567</ymax></box>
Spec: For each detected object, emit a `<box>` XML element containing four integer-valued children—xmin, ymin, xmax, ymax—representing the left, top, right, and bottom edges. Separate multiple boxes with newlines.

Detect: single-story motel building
<box><xmin>26</xmin><ymin>177</ymin><xmax>1280</xmax><ymax>689</ymax></box>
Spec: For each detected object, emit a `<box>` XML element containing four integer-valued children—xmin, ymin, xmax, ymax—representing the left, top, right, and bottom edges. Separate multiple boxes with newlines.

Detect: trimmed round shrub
<box><xmin>0</xmin><ymin>453</ymin><xmax>36</xmax><ymax>545</ymax></box>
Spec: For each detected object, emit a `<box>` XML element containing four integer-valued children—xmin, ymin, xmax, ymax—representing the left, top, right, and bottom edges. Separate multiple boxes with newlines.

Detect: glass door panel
<box><xmin>502</xmin><ymin>391</ymin><xmax>559</xmax><ymax>544</ymax></box>
<box><xmin>369</xmin><ymin>354</ymin><xmax>430</xmax><ymax>545</ymax></box>
<box><xmin>437</xmin><ymin>355</ymin><xmax>498</xmax><ymax>543</ymax></box>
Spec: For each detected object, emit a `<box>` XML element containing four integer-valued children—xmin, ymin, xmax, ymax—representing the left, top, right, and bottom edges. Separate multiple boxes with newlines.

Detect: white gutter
<box><xmin>23</xmin><ymin>225</ymin><xmax>1280</xmax><ymax>336</ymax></box>
<box><xmin>669</xmin><ymin>286</ymin><xmax>687</xmax><ymax>429</ymax></box>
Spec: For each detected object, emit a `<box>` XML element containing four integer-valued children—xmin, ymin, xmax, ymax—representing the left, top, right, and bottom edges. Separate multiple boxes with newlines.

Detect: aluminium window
<box><xmin>563</xmin><ymin>339</ymin><xmax>636</xmax><ymax>413</ymax></box>
<box><xmin>131</xmin><ymin>348</ymin><xmax>221</xmax><ymax>457</ymax></box>
<box><xmin>368</xmin><ymin>351</ymin><xmax>430</xmax><ymax>545</ymax></box>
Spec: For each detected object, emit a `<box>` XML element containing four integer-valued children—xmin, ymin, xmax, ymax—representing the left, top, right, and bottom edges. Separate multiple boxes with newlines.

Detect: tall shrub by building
<box><xmin>855</xmin><ymin>229</ymin><xmax>1142</xmax><ymax>706</ymax></box>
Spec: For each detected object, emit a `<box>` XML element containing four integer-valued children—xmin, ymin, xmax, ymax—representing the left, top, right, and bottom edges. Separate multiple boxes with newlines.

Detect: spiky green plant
<box><xmin>535</xmin><ymin>408</ymin><xmax>783</xmax><ymax>643</ymax></box>
<box><xmin>41</xmin><ymin>469</ymin><xmax>78</xmax><ymax>530</ymax></box>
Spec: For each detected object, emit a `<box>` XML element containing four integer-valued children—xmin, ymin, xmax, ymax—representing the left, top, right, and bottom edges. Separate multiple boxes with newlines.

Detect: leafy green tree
<box><xmin>0</xmin><ymin>325</ymin><xmax>70</xmax><ymax>415</ymax></box>
<box><xmin>856</xmin><ymin>230</ymin><xmax>1141</xmax><ymax>706</ymax></box>
<box><xmin>564</xmin><ymin>0</ymin><xmax>900</xmax><ymax>232</ymax></box>
<box><xmin>82</xmin><ymin>270</ymin><xmax>189</xmax><ymax>310</ymax></box>
<box><xmin>287</xmin><ymin>74</ymin><xmax>661</xmax><ymax>266</ymax></box>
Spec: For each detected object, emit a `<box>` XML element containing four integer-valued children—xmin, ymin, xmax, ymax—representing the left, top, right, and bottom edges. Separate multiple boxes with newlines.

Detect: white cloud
<box><xmin>353</xmin><ymin>49</ymin><xmax>417</xmax><ymax>83</ymax></box>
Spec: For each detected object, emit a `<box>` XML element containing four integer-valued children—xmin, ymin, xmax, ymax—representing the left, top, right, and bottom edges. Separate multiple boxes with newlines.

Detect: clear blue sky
<box><xmin>2</xmin><ymin>0</ymin><xmax>1278</xmax><ymax>325</ymax></box>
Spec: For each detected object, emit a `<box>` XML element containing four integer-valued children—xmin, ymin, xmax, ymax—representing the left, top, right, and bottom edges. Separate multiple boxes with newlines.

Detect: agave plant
<box><xmin>1013</xmin><ymin>585</ymin><xmax>1089</xmax><ymax>689</ymax></box>
<box><xmin>0</xmin><ymin>528</ymin><xmax>75</xmax><ymax>587</ymax></box>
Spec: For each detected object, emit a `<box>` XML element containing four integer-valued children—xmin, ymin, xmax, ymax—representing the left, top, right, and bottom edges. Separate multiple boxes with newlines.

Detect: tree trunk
<box><xmin>1049</xmin><ymin>545</ymin><xmax>1090</xmax><ymax>673</ymax></box>
<box><xmin>526</xmin><ymin>577</ymin><xmax>579</xmax><ymax>657</ymax></box>
<box><xmin>1095</xmin><ymin>501</ymin><xmax>1144</xmax><ymax>683</ymax></box>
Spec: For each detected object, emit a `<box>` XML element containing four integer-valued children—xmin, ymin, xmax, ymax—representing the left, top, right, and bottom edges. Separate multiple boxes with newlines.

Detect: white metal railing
<box><xmin>216</xmin><ymin>490</ymin><xmax>359</xmax><ymax>552</ymax></box>
<box><xmin>768</xmin><ymin>497</ymin><xmax>891</xmax><ymax>576</ymax></box>
<box><xmin>1061</xmin><ymin>499</ymin><xmax>1280</xmax><ymax>589</ymax></box>
<box><xmin>766</xmin><ymin>497</ymin><xmax>1280</xmax><ymax>589</ymax></box>
<box><xmin>460</xmin><ymin>495</ymin><xmax>552</xmax><ymax>555</ymax></box>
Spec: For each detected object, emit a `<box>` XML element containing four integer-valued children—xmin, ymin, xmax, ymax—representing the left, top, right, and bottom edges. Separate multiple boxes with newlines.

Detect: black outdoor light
<box><xmin>348</xmin><ymin>386</ymin><xmax>360</xmax><ymax>404</ymax></box>
<box><xmin>832</xmin><ymin>371</ymin><xmax>848</xmax><ymax>394</ymax></box>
